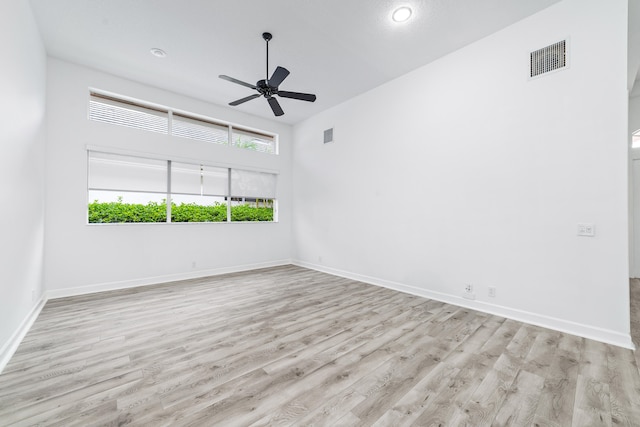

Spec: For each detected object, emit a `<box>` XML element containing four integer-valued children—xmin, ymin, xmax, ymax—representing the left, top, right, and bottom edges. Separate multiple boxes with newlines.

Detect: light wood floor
<box><xmin>1</xmin><ymin>266</ymin><xmax>639</xmax><ymax>426</ymax></box>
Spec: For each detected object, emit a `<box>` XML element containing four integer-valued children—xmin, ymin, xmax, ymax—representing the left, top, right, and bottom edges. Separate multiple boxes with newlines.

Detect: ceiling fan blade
<box><xmin>268</xmin><ymin>66</ymin><xmax>290</xmax><ymax>88</ymax></box>
<box><xmin>229</xmin><ymin>94</ymin><xmax>261</xmax><ymax>106</ymax></box>
<box><xmin>277</xmin><ymin>91</ymin><xmax>317</xmax><ymax>102</ymax></box>
<box><xmin>267</xmin><ymin>97</ymin><xmax>284</xmax><ymax>116</ymax></box>
<box><xmin>219</xmin><ymin>75</ymin><xmax>257</xmax><ymax>90</ymax></box>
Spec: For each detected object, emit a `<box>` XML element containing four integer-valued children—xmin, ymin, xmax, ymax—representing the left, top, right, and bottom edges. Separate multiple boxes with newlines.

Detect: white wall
<box><xmin>0</xmin><ymin>1</ymin><xmax>47</xmax><ymax>366</ymax></box>
<box><xmin>629</xmin><ymin>95</ymin><xmax>640</xmax><ymax>278</ymax></box>
<box><xmin>628</xmin><ymin>0</ymin><xmax>640</xmax><ymax>91</ymax></box>
<box><xmin>293</xmin><ymin>0</ymin><xmax>632</xmax><ymax>348</ymax></box>
<box><xmin>44</xmin><ymin>59</ymin><xmax>293</xmax><ymax>295</ymax></box>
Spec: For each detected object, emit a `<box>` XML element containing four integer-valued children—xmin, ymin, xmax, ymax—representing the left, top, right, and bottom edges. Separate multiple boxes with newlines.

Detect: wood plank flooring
<box><xmin>1</xmin><ymin>265</ymin><xmax>639</xmax><ymax>426</ymax></box>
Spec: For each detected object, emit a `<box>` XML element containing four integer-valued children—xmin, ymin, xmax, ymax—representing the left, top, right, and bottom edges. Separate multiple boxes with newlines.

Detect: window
<box><xmin>232</xmin><ymin>128</ymin><xmax>276</xmax><ymax>154</ymax></box>
<box><xmin>89</xmin><ymin>94</ymin><xmax>169</xmax><ymax>134</ymax></box>
<box><xmin>230</xmin><ymin>169</ymin><xmax>277</xmax><ymax>222</ymax></box>
<box><xmin>170</xmin><ymin>162</ymin><xmax>229</xmax><ymax>223</ymax></box>
<box><xmin>172</xmin><ymin>114</ymin><xmax>228</xmax><ymax>145</ymax></box>
<box><xmin>88</xmin><ymin>152</ymin><xmax>168</xmax><ymax>223</ymax></box>
<box><xmin>87</xmin><ymin>150</ymin><xmax>277</xmax><ymax>224</ymax></box>
<box><xmin>88</xmin><ymin>91</ymin><xmax>277</xmax><ymax>154</ymax></box>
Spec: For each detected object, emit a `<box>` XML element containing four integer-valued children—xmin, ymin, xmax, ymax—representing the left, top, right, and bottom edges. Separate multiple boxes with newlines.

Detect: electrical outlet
<box><xmin>488</xmin><ymin>287</ymin><xmax>496</xmax><ymax>298</ymax></box>
<box><xmin>31</xmin><ymin>290</ymin><xmax>36</xmax><ymax>302</ymax></box>
<box><xmin>577</xmin><ymin>223</ymin><xmax>595</xmax><ymax>237</ymax></box>
<box><xmin>463</xmin><ymin>284</ymin><xmax>475</xmax><ymax>300</ymax></box>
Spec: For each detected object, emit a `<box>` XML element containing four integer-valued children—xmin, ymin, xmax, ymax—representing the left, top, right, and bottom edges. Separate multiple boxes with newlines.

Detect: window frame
<box><xmin>86</xmin><ymin>147</ymin><xmax>279</xmax><ymax>225</ymax></box>
<box><xmin>88</xmin><ymin>89</ymin><xmax>279</xmax><ymax>155</ymax></box>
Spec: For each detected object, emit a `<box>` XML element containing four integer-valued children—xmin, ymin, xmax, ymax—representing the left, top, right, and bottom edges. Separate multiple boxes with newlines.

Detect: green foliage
<box><xmin>88</xmin><ymin>200</ymin><xmax>273</xmax><ymax>223</ymax></box>
<box><xmin>233</xmin><ymin>136</ymin><xmax>259</xmax><ymax>151</ymax></box>
<box><xmin>233</xmin><ymin>135</ymin><xmax>274</xmax><ymax>154</ymax></box>
<box><xmin>171</xmin><ymin>203</ymin><xmax>227</xmax><ymax>223</ymax></box>
<box><xmin>230</xmin><ymin>204</ymin><xmax>274</xmax><ymax>222</ymax></box>
<box><xmin>88</xmin><ymin>200</ymin><xmax>166</xmax><ymax>223</ymax></box>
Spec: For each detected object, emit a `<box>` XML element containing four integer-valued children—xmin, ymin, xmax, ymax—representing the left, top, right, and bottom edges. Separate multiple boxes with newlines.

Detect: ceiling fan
<box><xmin>219</xmin><ymin>32</ymin><xmax>317</xmax><ymax>117</ymax></box>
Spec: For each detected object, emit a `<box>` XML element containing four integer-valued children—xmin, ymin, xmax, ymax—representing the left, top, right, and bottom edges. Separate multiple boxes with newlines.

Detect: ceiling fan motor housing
<box><xmin>257</xmin><ymin>79</ymin><xmax>275</xmax><ymax>97</ymax></box>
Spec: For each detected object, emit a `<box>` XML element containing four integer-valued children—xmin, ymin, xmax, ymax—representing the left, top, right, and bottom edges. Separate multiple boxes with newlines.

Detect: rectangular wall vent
<box><xmin>324</xmin><ymin>128</ymin><xmax>334</xmax><ymax>144</ymax></box>
<box><xmin>530</xmin><ymin>40</ymin><xmax>567</xmax><ymax>78</ymax></box>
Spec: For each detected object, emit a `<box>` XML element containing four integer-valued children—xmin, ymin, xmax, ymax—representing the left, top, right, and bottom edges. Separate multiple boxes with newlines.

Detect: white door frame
<box><xmin>630</xmin><ymin>133</ymin><xmax>640</xmax><ymax>278</ymax></box>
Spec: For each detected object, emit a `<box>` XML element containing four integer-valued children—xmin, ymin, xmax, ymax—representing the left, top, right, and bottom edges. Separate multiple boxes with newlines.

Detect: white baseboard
<box><xmin>47</xmin><ymin>259</ymin><xmax>292</xmax><ymax>300</ymax></box>
<box><xmin>0</xmin><ymin>296</ymin><xmax>47</xmax><ymax>374</ymax></box>
<box><xmin>293</xmin><ymin>260</ymin><xmax>636</xmax><ymax>350</ymax></box>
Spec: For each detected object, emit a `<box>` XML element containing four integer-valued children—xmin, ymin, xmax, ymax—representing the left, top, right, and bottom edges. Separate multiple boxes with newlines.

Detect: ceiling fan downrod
<box><xmin>263</xmin><ymin>32</ymin><xmax>272</xmax><ymax>82</ymax></box>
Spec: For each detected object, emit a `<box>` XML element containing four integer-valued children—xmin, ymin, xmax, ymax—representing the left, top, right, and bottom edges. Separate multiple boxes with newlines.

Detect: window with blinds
<box><xmin>87</xmin><ymin>150</ymin><xmax>277</xmax><ymax>223</ymax></box>
<box><xmin>88</xmin><ymin>152</ymin><xmax>168</xmax><ymax>223</ymax></box>
<box><xmin>170</xmin><ymin>162</ymin><xmax>230</xmax><ymax>222</ymax></box>
<box><xmin>89</xmin><ymin>94</ymin><xmax>169</xmax><ymax>134</ymax></box>
<box><xmin>232</xmin><ymin>128</ymin><xmax>276</xmax><ymax>154</ymax></box>
<box><xmin>172</xmin><ymin>114</ymin><xmax>228</xmax><ymax>145</ymax></box>
<box><xmin>88</xmin><ymin>91</ymin><xmax>277</xmax><ymax>154</ymax></box>
<box><xmin>230</xmin><ymin>169</ymin><xmax>277</xmax><ymax>199</ymax></box>
<box><xmin>229</xmin><ymin>169</ymin><xmax>277</xmax><ymax>221</ymax></box>
<box><xmin>171</xmin><ymin>162</ymin><xmax>228</xmax><ymax>198</ymax></box>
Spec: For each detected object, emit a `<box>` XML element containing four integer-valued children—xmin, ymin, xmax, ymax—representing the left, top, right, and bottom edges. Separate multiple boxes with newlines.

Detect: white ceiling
<box><xmin>29</xmin><ymin>0</ymin><xmax>562</xmax><ymax>124</ymax></box>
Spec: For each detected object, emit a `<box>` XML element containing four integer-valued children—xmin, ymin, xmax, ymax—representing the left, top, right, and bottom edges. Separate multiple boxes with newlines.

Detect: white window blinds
<box><xmin>171</xmin><ymin>162</ymin><xmax>228</xmax><ymax>196</ymax></box>
<box><xmin>231</xmin><ymin>169</ymin><xmax>277</xmax><ymax>199</ymax></box>
<box><xmin>88</xmin><ymin>152</ymin><xmax>167</xmax><ymax>193</ymax></box>
<box><xmin>88</xmin><ymin>91</ymin><xmax>278</xmax><ymax>155</ymax></box>
<box><xmin>172</xmin><ymin>114</ymin><xmax>228</xmax><ymax>145</ymax></box>
<box><xmin>89</xmin><ymin>94</ymin><xmax>169</xmax><ymax>134</ymax></box>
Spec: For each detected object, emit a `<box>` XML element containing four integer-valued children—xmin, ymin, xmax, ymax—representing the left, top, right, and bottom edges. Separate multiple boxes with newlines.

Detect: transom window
<box><xmin>88</xmin><ymin>92</ymin><xmax>277</xmax><ymax>155</ymax></box>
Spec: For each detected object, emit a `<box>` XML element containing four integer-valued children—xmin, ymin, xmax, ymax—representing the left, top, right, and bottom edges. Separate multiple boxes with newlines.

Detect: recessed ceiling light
<box><xmin>392</xmin><ymin>6</ymin><xmax>412</xmax><ymax>23</ymax></box>
<box><xmin>150</xmin><ymin>48</ymin><xmax>167</xmax><ymax>58</ymax></box>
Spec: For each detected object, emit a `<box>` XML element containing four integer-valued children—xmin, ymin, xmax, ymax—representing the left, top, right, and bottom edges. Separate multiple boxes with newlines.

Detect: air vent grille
<box><xmin>324</xmin><ymin>128</ymin><xmax>334</xmax><ymax>144</ymax></box>
<box><xmin>530</xmin><ymin>40</ymin><xmax>567</xmax><ymax>78</ymax></box>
